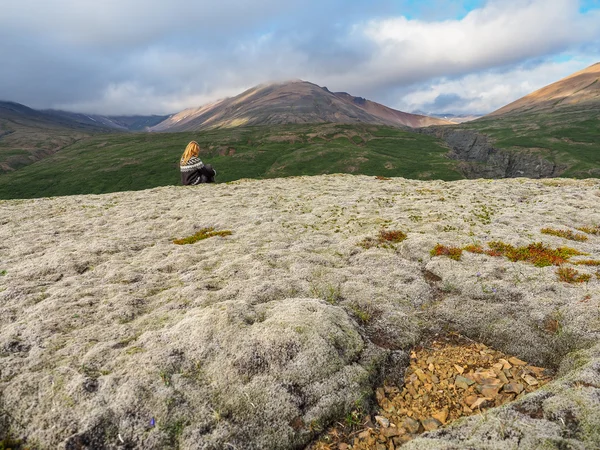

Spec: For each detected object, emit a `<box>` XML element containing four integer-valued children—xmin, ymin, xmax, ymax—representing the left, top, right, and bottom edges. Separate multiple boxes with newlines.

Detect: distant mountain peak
<box><xmin>151</xmin><ymin>81</ymin><xmax>451</xmax><ymax>132</ymax></box>
<box><xmin>489</xmin><ymin>62</ymin><xmax>600</xmax><ymax>117</ymax></box>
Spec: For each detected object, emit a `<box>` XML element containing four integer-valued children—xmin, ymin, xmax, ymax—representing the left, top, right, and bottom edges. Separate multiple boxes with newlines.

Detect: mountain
<box><xmin>488</xmin><ymin>62</ymin><xmax>600</xmax><ymax>116</ymax></box>
<box><xmin>330</xmin><ymin>91</ymin><xmax>451</xmax><ymax>127</ymax></box>
<box><xmin>0</xmin><ymin>101</ymin><xmax>105</xmax><ymax>173</ymax></box>
<box><xmin>43</xmin><ymin>110</ymin><xmax>170</xmax><ymax>131</ymax></box>
<box><xmin>150</xmin><ymin>80</ymin><xmax>450</xmax><ymax>132</ymax></box>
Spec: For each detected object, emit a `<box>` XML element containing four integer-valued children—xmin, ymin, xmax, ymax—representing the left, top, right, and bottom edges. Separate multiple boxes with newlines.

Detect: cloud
<box><xmin>0</xmin><ymin>0</ymin><xmax>599</xmax><ymax>115</ymax></box>
<box><xmin>394</xmin><ymin>57</ymin><xmax>599</xmax><ymax>114</ymax></box>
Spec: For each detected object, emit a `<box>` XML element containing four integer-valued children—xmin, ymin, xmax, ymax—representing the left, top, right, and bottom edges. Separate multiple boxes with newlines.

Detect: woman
<box><xmin>179</xmin><ymin>141</ymin><xmax>216</xmax><ymax>185</ymax></box>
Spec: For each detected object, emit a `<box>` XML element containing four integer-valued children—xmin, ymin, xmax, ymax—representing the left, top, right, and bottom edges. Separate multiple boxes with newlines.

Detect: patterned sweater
<box><xmin>180</xmin><ymin>157</ymin><xmax>216</xmax><ymax>185</ymax></box>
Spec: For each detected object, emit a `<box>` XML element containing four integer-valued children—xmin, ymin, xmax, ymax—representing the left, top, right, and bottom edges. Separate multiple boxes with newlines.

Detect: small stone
<box><xmin>376</xmin><ymin>387</ymin><xmax>385</xmax><ymax>403</ymax></box>
<box><xmin>382</xmin><ymin>427</ymin><xmax>402</xmax><ymax>438</ymax></box>
<box><xmin>432</xmin><ymin>408</ymin><xmax>448</xmax><ymax>424</ymax></box>
<box><xmin>454</xmin><ymin>364</ymin><xmax>464</xmax><ymax>374</ymax></box>
<box><xmin>338</xmin><ymin>444</ymin><xmax>349</xmax><ymax>450</ymax></box>
<box><xmin>470</xmin><ymin>397</ymin><xmax>490</xmax><ymax>409</ymax></box>
<box><xmin>508</xmin><ymin>356</ymin><xmax>527</xmax><ymax>366</ymax></box>
<box><xmin>522</xmin><ymin>374</ymin><xmax>539</xmax><ymax>386</ymax></box>
<box><xmin>480</xmin><ymin>386</ymin><xmax>500</xmax><ymax>398</ymax></box>
<box><xmin>421</xmin><ymin>418</ymin><xmax>442</xmax><ymax>431</ymax></box>
<box><xmin>375</xmin><ymin>415</ymin><xmax>390</xmax><ymax>428</ymax></box>
<box><xmin>358</xmin><ymin>430</ymin><xmax>371</xmax><ymax>439</ymax></box>
<box><xmin>428</xmin><ymin>363</ymin><xmax>435</xmax><ymax>372</ymax></box>
<box><xmin>401</xmin><ymin>417</ymin><xmax>420</xmax><ymax>434</ymax></box>
<box><xmin>498</xmin><ymin>371</ymin><xmax>509</xmax><ymax>384</ymax></box>
<box><xmin>504</xmin><ymin>383</ymin><xmax>524</xmax><ymax>394</ymax></box>
<box><xmin>414</xmin><ymin>368</ymin><xmax>428</xmax><ymax>383</ymax></box>
<box><xmin>377</xmin><ymin>444</ymin><xmax>387</xmax><ymax>450</ymax></box>
<box><xmin>498</xmin><ymin>358</ymin><xmax>512</xmax><ymax>369</ymax></box>
<box><xmin>455</xmin><ymin>375</ymin><xmax>475</xmax><ymax>389</ymax></box>
<box><xmin>465</xmin><ymin>394</ymin><xmax>478</xmax><ymax>406</ymax></box>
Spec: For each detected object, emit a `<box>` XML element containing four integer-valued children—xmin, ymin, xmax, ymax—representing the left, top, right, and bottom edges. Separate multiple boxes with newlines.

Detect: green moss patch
<box><xmin>556</xmin><ymin>267</ymin><xmax>592</xmax><ymax>284</ymax></box>
<box><xmin>541</xmin><ymin>227</ymin><xmax>588</xmax><ymax>242</ymax></box>
<box><xmin>484</xmin><ymin>241</ymin><xmax>585</xmax><ymax>267</ymax></box>
<box><xmin>359</xmin><ymin>229</ymin><xmax>407</xmax><ymax>249</ymax></box>
<box><xmin>431</xmin><ymin>244</ymin><xmax>463</xmax><ymax>261</ymax></box>
<box><xmin>173</xmin><ymin>228</ymin><xmax>232</xmax><ymax>245</ymax></box>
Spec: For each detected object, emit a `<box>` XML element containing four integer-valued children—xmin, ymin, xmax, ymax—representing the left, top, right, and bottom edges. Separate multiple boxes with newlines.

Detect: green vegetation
<box><xmin>484</xmin><ymin>241</ymin><xmax>586</xmax><ymax>267</ymax></box>
<box><xmin>556</xmin><ymin>267</ymin><xmax>591</xmax><ymax>284</ymax></box>
<box><xmin>541</xmin><ymin>227</ymin><xmax>588</xmax><ymax>242</ymax></box>
<box><xmin>431</xmin><ymin>244</ymin><xmax>463</xmax><ymax>261</ymax></box>
<box><xmin>0</xmin><ymin>123</ymin><xmax>463</xmax><ymax>199</ymax></box>
<box><xmin>432</xmin><ymin>241</ymin><xmax>594</xmax><ymax>283</ymax></box>
<box><xmin>577</xmin><ymin>225</ymin><xmax>600</xmax><ymax>235</ymax></box>
<box><xmin>460</xmin><ymin>107</ymin><xmax>600</xmax><ymax>178</ymax></box>
<box><xmin>359</xmin><ymin>229</ymin><xmax>407</xmax><ymax>249</ymax></box>
<box><xmin>172</xmin><ymin>228</ymin><xmax>232</xmax><ymax>245</ymax></box>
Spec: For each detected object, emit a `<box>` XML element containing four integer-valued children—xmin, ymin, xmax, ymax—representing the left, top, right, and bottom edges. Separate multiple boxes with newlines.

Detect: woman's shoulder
<box><xmin>180</xmin><ymin>156</ymin><xmax>204</xmax><ymax>171</ymax></box>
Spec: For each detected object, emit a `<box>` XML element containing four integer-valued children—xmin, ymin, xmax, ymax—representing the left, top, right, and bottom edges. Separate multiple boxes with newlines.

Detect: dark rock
<box><xmin>417</xmin><ymin>127</ymin><xmax>566</xmax><ymax>179</ymax></box>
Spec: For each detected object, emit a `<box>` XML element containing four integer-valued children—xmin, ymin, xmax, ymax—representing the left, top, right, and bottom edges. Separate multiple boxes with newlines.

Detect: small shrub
<box><xmin>173</xmin><ymin>227</ymin><xmax>232</xmax><ymax>245</ymax></box>
<box><xmin>379</xmin><ymin>229</ymin><xmax>407</xmax><ymax>243</ymax></box>
<box><xmin>431</xmin><ymin>244</ymin><xmax>463</xmax><ymax>261</ymax></box>
<box><xmin>556</xmin><ymin>267</ymin><xmax>591</xmax><ymax>283</ymax></box>
<box><xmin>576</xmin><ymin>225</ymin><xmax>600</xmax><ymax>235</ymax></box>
<box><xmin>541</xmin><ymin>228</ymin><xmax>588</xmax><ymax>242</ymax></box>
<box><xmin>358</xmin><ymin>229</ymin><xmax>406</xmax><ymax>249</ymax></box>
<box><xmin>464</xmin><ymin>244</ymin><xmax>484</xmax><ymax>254</ymax></box>
<box><xmin>574</xmin><ymin>260</ymin><xmax>600</xmax><ymax>266</ymax></box>
<box><xmin>487</xmin><ymin>241</ymin><xmax>585</xmax><ymax>267</ymax></box>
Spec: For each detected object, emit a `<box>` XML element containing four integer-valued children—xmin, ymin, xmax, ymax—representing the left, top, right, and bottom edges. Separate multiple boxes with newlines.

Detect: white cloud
<box><xmin>1</xmin><ymin>0</ymin><xmax>599</xmax><ymax>114</ymax></box>
<box><xmin>316</xmin><ymin>0</ymin><xmax>600</xmax><ymax>94</ymax></box>
<box><xmin>393</xmin><ymin>57</ymin><xmax>599</xmax><ymax>114</ymax></box>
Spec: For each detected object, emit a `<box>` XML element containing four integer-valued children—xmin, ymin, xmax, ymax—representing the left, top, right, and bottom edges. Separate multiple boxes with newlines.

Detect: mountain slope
<box><xmin>43</xmin><ymin>110</ymin><xmax>170</xmax><ymax>131</ymax></box>
<box><xmin>332</xmin><ymin>91</ymin><xmax>450</xmax><ymax>127</ymax></box>
<box><xmin>151</xmin><ymin>81</ymin><xmax>450</xmax><ymax>132</ymax></box>
<box><xmin>0</xmin><ymin>101</ymin><xmax>103</xmax><ymax>173</ymax></box>
<box><xmin>489</xmin><ymin>62</ymin><xmax>600</xmax><ymax>116</ymax></box>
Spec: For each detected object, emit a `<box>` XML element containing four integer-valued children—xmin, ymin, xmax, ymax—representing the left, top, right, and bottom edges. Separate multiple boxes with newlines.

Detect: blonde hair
<box><xmin>180</xmin><ymin>141</ymin><xmax>201</xmax><ymax>165</ymax></box>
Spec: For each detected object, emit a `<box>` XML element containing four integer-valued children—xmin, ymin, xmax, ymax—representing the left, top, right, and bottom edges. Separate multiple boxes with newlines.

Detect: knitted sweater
<box><xmin>180</xmin><ymin>157</ymin><xmax>216</xmax><ymax>185</ymax></box>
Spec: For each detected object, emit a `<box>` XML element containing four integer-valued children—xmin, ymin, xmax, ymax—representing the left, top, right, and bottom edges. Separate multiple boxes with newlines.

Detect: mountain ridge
<box><xmin>150</xmin><ymin>80</ymin><xmax>451</xmax><ymax>132</ymax></box>
<box><xmin>488</xmin><ymin>62</ymin><xmax>600</xmax><ymax>116</ymax></box>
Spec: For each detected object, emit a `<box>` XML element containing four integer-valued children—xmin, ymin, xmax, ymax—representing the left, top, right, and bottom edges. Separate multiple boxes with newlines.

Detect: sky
<box><xmin>1</xmin><ymin>0</ymin><xmax>599</xmax><ymax>116</ymax></box>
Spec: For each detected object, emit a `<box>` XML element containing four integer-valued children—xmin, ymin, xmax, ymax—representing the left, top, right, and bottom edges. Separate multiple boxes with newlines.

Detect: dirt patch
<box><xmin>310</xmin><ymin>334</ymin><xmax>553</xmax><ymax>449</ymax></box>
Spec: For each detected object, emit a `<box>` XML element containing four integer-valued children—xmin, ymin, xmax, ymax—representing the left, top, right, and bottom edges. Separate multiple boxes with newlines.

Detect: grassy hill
<box><xmin>461</xmin><ymin>106</ymin><xmax>600</xmax><ymax>178</ymax></box>
<box><xmin>0</xmin><ymin>123</ymin><xmax>463</xmax><ymax>199</ymax></box>
<box><xmin>0</xmin><ymin>101</ymin><xmax>117</xmax><ymax>174</ymax></box>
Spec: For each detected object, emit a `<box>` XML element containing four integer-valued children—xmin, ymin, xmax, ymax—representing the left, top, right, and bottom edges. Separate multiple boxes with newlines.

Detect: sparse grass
<box><xmin>173</xmin><ymin>228</ymin><xmax>232</xmax><ymax>245</ymax></box>
<box><xmin>556</xmin><ymin>267</ymin><xmax>591</xmax><ymax>283</ymax></box>
<box><xmin>541</xmin><ymin>228</ymin><xmax>588</xmax><ymax>242</ymax></box>
<box><xmin>431</xmin><ymin>244</ymin><xmax>463</xmax><ymax>261</ymax></box>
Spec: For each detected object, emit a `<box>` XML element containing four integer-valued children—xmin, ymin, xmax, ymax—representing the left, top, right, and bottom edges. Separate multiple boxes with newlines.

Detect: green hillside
<box><xmin>0</xmin><ymin>123</ymin><xmax>463</xmax><ymax>199</ymax></box>
<box><xmin>462</xmin><ymin>107</ymin><xmax>600</xmax><ymax>177</ymax></box>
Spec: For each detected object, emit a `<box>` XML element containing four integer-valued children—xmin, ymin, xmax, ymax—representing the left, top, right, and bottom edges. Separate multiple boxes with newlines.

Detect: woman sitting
<box><xmin>179</xmin><ymin>141</ymin><xmax>216</xmax><ymax>185</ymax></box>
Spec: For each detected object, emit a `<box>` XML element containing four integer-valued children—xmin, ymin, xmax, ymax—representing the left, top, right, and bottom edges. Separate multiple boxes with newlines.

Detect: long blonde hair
<box><xmin>180</xmin><ymin>141</ymin><xmax>200</xmax><ymax>165</ymax></box>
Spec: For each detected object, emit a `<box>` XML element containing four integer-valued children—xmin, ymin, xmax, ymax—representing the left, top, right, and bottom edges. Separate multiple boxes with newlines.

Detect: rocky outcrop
<box><xmin>1</xmin><ymin>175</ymin><xmax>600</xmax><ymax>449</ymax></box>
<box><xmin>420</xmin><ymin>127</ymin><xmax>566</xmax><ymax>179</ymax></box>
